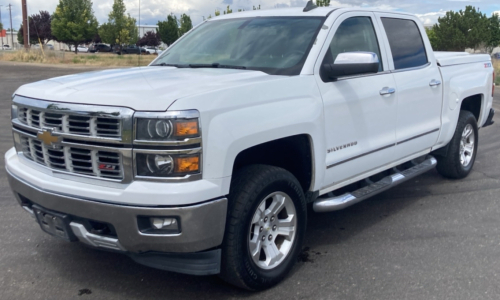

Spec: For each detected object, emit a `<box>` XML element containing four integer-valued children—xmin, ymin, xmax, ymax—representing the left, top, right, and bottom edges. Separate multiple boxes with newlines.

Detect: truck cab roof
<box><xmin>209</xmin><ymin>7</ymin><xmax>415</xmax><ymax>20</ymax></box>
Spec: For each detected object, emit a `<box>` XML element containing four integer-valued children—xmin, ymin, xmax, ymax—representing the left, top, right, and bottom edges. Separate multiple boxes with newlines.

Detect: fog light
<box><xmin>137</xmin><ymin>216</ymin><xmax>181</xmax><ymax>234</ymax></box>
<box><xmin>151</xmin><ymin>217</ymin><xmax>178</xmax><ymax>230</ymax></box>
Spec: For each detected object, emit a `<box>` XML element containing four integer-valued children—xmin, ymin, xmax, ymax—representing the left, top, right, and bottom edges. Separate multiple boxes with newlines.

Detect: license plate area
<box><xmin>33</xmin><ymin>205</ymin><xmax>77</xmax><ymax>241</ymax></box>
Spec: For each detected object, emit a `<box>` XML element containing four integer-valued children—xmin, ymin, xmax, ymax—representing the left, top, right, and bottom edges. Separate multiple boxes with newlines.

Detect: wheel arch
<box><xmin>231</xmin><ymin>134</ymin><xmax>315</xmax><ymax>193</ymax></box>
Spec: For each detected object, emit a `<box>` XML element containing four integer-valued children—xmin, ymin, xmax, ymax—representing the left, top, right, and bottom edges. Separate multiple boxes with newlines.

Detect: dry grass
<box><xmin>494</xmin><ymin>59</ymin><xmax>500</xmax><ymax>85</ymax></box>
<box><xmin>0</xmin><ymin>49</ymin><xmax>156</xmax><ymax>67</ymax></box>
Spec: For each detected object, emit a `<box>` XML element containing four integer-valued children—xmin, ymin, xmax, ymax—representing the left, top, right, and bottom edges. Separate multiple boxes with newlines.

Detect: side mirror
<box><xmin>321</xmin><ymin>52</ymin><xmax>380</xmax><ymax>82</ymax></box>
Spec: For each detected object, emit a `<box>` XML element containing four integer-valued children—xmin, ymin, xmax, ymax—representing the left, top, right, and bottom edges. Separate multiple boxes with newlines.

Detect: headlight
<box><xmin>133</xmin><ymin>111</ymin><xmax>202</xmax><ymax>180</ymax></box>
<box><xmin>134</xmin><ymin>111</ymin><xmax>200</xmax><ymax>143</ymax></box>
<box><xmin>135</xmin><ymin>151</ymin><xmax>201</xmax><ymax>178</ymax></box>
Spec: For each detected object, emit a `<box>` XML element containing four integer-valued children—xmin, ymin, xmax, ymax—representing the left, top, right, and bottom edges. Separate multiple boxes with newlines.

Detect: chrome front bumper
<box><xmin>7</xmin><ymin>169</ymin><xmax>227</xmax><ymax>254</ymax></box>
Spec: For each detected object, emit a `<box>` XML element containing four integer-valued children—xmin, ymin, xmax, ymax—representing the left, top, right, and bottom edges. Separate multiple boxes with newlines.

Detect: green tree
<box><xmin>426</xmin><ymin>27</ymin><xmax>438</xmax><ymax>50</ymax></box>
<box><xmin>0</xmin><ymin>22</ymin><xmax>3</xmax><ymax>32</ymax></box>
<box><xmin>253</xmin><ymin>5</ymin><xmax>261</xmax><ymax>10</ymax></box>
<box><xmin>485</xmin><ymin>13</ymin><xmax>500</xmax><ymax>54</ymax></box>
<box><xmin>433</xmin><ymin>6</ymin><xmax>489</xmax><ymax>51</ymax></box>
<box><xmin>179</xmin><ymin>14</ymin><xmax>193</xmax><ymax>36</ymax></box>
<box><xmin>99</xmin><ymin>0</ymin><xmax>137</xmax><ymax>50</ymax></box>
<box><xmin>51</xmin><ymin>0</ymin><xmax>98</xmax><ymax>54</ymax></box>
<box><xmin>157</xmin><ymin>14</ymin><xmax>178</xmax><ymax>46</ymax></box>
<box><xmin>316</xmin><ymin>0</ymin><xmax>330</xmax><ymax>6</ymax></box>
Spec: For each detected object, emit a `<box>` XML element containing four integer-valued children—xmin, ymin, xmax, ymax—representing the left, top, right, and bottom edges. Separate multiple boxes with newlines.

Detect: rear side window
<box><xmin>381</xmin><ymin>18</ymin><xmax>428</xmax><ymax>70</ymax></box>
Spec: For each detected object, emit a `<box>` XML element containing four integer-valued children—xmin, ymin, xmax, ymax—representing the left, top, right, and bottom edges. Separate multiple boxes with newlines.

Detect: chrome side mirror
<box><xmin>321</xmin><ymin>52</ymin><xmax>380</xmax><ymax>82</ymax></box>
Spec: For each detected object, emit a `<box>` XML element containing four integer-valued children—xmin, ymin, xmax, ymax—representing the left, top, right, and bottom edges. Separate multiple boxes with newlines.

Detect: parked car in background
<box><xmin>69</xmin><ymin>45</ymin><xmax>89</xmax><ymax>53</ymax></box>
<box><xmin>89</xmin><ymin>43</ymin><xmax>112</xmax><ymax>53</ymax></box>
<box><xmin>32</xmin><ymin>44</ymin><xmax>54</xmax><ymax>51</ymax></box>
<box><xmin>121</xmin><ymin>45</ymin><xmax>148</xmax><ymax>55</ymax></box>
<box><xmin>493</xmin><ymin>52</ymin><xmax>500</xmax><ymax>60</ymax></box>
<box><xmin>2</xmin><ymin>44</ymin><xmax>12</xmax><ymax>50</ymax></box>
<box><xmin>144</xmin><ymin>46</ymin><xmax>161</xmax><ymax>55</ymax></box>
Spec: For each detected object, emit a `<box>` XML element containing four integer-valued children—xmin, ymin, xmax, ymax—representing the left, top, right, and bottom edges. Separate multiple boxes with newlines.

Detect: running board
<box><xmin>313</xmin><ymin>156</ymin><xmax>437</xmax><ymax>213</ymax></box>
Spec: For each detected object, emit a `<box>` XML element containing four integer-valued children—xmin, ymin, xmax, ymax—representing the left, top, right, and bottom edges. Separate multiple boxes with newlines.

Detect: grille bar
<box><xmin>20</xmin><ymin>136</ymin><xmax>124</xmax><ymax>180</ymax></box>
<box><xmin>18</xmin><ymin>106</ymin><xmax>121</xmax><ymax>139</ymax></box>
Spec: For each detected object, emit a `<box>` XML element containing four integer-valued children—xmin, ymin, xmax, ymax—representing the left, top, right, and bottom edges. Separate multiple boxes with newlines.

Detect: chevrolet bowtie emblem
<box><xmin>37</xmin><ymin>130</ymin><xmax>61</xmax><ymax>146</ymax></box>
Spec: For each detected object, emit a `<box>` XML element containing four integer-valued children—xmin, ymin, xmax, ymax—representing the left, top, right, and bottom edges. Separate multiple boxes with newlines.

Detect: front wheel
<box><xmin>436</xmin><ymin>110</ymin><xmax>479</xmax><ymax>179</ymax></box>
<box><xmin>220</xmin><ymin>165</ymin><xmax>306</xmax><ymax>290</ymax></box>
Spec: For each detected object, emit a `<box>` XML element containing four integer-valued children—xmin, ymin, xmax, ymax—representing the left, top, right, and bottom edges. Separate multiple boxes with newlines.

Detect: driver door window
<box><xmin>323</xmin><ymin>17</ymin><xmax>383</xmax><ymax>72</ymax></box>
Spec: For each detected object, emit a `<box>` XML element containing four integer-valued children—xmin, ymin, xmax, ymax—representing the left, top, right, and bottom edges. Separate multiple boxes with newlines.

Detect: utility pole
<box><xmin>0</xmin><ymin>5</ymin><xmax>4</xmax><ymax>48</ymax></box>
<box><xmin>8</xmin><ymin>3</ymin><xmax>13</xmax><ymax>48</ymax></box>
<box><xmin>22</xmin><ymin>0</ymin><xmax>28</xmax><ymax>49</ymax></box>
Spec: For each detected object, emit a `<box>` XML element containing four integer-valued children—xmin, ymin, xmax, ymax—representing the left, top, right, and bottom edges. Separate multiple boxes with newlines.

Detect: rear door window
<box><xmin>381</xmin><ymin>18</ymin><xmax>428</xmax><ymax>70</ymax></box>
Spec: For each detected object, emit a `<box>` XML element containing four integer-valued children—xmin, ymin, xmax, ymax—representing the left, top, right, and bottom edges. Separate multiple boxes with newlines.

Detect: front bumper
<box><xmin>7</xmin><ymin>169</ymin><xmax>227</xmax><ymax>253</ymax></box>
<box><xmin>6</xmin><ymin>151</ymin><xmax>228</xmax><ymax>275</ymax></box>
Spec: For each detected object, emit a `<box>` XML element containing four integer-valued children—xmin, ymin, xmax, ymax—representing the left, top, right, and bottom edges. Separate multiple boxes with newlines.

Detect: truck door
<box><xmin>314</xmin><ymin>12</ymin><xmax>398</xmax><ymax>190</ymax></box>
<box><xmin>375</xmin><ymin>14</ymin><xmax>442</xmax><ymax>158</ymax></box>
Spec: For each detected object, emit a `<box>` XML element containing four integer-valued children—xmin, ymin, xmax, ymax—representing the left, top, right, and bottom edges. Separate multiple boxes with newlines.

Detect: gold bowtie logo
<box><xmin>37</xmin><ymin>130</ymin><xmax>61</xmax><ymax>146</ymax></box>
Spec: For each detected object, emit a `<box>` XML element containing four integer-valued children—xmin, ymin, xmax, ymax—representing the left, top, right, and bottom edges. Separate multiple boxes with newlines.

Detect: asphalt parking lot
<box><xmin>0</xmin><ymin>61</ymin><xmax>499</xmax><ymax>300</ymax></box>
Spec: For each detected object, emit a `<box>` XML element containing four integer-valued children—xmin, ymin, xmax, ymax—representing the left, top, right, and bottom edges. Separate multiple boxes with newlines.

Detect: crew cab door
<box><xmin>375</xmin><ymin>13</ymin><xmax>442</xmax><ymax>158</ymax></box>
<box><xmin>314</xmin><ymin>12</ymin><xmax>398</xmax><ymax>189</ymax></box>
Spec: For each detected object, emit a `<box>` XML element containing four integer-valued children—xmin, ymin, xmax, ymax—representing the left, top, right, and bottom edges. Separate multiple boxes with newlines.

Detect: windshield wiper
<box><xmin>151</xmin><ymin>63</ymin><xmax>188</xmax><ymax>68</ymax></box>
<box><xmin>188</xmin><ymin>63</ymin><xmax>246</xmax><ymax>70</ymax></box>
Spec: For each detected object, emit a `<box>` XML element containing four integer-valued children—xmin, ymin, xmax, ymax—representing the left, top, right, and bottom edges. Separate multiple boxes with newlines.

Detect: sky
<box><xmin>0</xmin><ymin>0</ymin><xmax>499</xmax><ymax>31</ymax></box>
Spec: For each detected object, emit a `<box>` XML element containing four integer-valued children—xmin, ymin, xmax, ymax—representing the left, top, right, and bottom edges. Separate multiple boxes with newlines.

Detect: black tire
<box><xmin>220</xmin><ymin>165</ymin><xmax>307</xmax><ymax>290</ymax></box>
<box><xmin>436</xmin><ymin>110</ymin><xmax>478</xmax><ymax>179</ymax></box>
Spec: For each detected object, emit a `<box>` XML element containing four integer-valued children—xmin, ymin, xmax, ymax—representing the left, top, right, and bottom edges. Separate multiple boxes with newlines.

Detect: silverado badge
<box><xmin>327</xmin><ymin>141</ymin><xmax>358</xmax><ymax>154</ymax></box>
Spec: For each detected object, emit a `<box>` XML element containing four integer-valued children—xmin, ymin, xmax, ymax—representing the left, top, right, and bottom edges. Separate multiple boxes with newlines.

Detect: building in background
<box><xmin>137</xmin><ymin>25</ymin><xmax>166</xmax><ymax>49</ymax></box>
<box><xmin>1</xmin><ymin>30</ymin><xmax>20</xmax><ymax>49</ymax></box>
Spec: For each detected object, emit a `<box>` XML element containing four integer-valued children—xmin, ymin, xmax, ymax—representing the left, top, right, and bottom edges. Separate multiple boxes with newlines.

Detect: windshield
<box><xmin>152</xmin><ymin>17</ymin><xmax>324</xmax><ymax>75</ymax></box>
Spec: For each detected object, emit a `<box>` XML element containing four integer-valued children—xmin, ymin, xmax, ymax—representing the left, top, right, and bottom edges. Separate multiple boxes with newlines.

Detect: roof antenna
<box><xmin>303</xmin><ymin>0</ymin><xmax>318</xmax><ymax>12</ymax></box>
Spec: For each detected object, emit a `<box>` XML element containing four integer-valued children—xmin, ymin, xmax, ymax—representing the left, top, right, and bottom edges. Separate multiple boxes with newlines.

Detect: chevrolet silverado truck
<box><xmin>5</xmin><ymin>3</ymin><xmax>496</xmax><ymax>291</ymax></box>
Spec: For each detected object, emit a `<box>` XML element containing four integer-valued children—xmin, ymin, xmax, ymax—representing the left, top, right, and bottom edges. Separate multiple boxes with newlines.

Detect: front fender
<box><xmin>168</xmin><ymin>75</ymin><xmax>326</xmax><ymax>194</ymax></box>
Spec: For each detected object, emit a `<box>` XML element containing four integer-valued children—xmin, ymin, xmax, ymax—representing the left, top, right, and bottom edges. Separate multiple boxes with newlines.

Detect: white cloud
<box><xmin>416</xmin><ymin>11</ymin><xmax>447</xmax><ymax>26</ymax></box>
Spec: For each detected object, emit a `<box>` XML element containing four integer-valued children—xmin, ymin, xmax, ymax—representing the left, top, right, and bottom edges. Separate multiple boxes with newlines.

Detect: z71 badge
<box><xmin>327</xmin><ymin>141</ymin><xmax>358</xmax><ymax>153</ymax></box>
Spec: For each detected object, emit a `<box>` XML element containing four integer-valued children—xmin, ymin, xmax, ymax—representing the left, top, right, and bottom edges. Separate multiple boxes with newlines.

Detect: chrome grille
<box><xmin>18</xmin><ymin>106</ymin><xmax>121</xmax><ymax>139</ymax></box>
<box><xmin>68</xmin><ymin>115</ymin><xmax>91</xmax><ymax>135</ymax></box>
<box><xmin>96</xmin><ymin>118</ymin><xmax>121</xmax><ymax>138</ymax></box>
<box><xmin>20</xmin><ymin>136</ymin><xmax>124</xmax><ymax>180</ymax></box>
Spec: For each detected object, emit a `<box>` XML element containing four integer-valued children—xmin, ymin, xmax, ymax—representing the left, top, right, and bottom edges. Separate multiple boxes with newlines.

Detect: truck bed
<box><xmin>435</xmin><ymin>52</ymin><xmax>491</xmax><ymax>67</ymax></box>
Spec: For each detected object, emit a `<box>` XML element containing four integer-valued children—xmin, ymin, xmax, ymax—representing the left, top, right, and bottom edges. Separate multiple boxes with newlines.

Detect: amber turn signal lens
<box><xmin>174</xmin><ymin>120</ymin><xmax>199</xmax><ymax>137</ymax></box>
<box><xmin>174</xmin><ymin>156</ymin><xmax>200</xmax><ymax>173</ymax></box>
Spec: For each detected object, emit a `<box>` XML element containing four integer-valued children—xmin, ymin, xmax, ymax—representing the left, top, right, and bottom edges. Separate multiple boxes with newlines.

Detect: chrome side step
<box><xmin>313</xmin><ymin>156</ymin><xmax>437</xmax><ymax>213</ymax></box>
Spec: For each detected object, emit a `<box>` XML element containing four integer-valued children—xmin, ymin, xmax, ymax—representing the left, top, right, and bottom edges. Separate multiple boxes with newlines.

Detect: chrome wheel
<box><xmin>248</xmin><ymin>192</ymin><xmax>297</xmax><ymax>270</ymax></box>
<box><xmin>460</xmin><ymin>124</ymin><xmax>475</xmax><ymax>167</ymax></box>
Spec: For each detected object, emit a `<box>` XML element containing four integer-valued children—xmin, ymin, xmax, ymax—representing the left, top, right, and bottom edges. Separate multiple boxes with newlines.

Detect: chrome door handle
<box><xmin>429</xmin><ymin>79</ymin><xmax>442</xmax><ymax>87</ymax></box>
<box><xmin>380</xmin><ymin>87</ymin><xmax>396</xmax><ymax>96</ymax></box>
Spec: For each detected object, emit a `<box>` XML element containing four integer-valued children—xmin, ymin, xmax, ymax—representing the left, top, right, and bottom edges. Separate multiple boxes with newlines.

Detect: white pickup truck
<box><xmin>5</xmin><ymin>3</ymin><xmax>495</xmax><ymax>290</ymax></box>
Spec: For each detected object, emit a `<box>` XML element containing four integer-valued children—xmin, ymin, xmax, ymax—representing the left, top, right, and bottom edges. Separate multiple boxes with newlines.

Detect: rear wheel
<box><xmin>436</xmin><ymin>110</ymin><xmax>478</xmax><ymax>179</ymax></box>
<box><xmin>220</xmin><ymin>165</ymin><xmax>306</xmax><ymax>290</ymax></box>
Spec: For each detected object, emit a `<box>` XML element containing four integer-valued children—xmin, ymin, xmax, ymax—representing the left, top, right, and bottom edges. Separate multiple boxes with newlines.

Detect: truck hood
<box><xmin>15</xmin><ymin>67</ymin><xmax>274</xmax><ymax>111</ymax></box>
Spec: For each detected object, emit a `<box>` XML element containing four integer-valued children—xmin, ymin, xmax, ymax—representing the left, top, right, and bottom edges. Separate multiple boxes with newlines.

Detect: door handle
<box><xmin>380</xmin><ymin>87</ymin><xmax>396</xmax><ymax>96</ymax></box>
<box><xmin>429</xmin><ymin>79</ymin><xmax>442</xmax><ymax>87</ymax></box>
